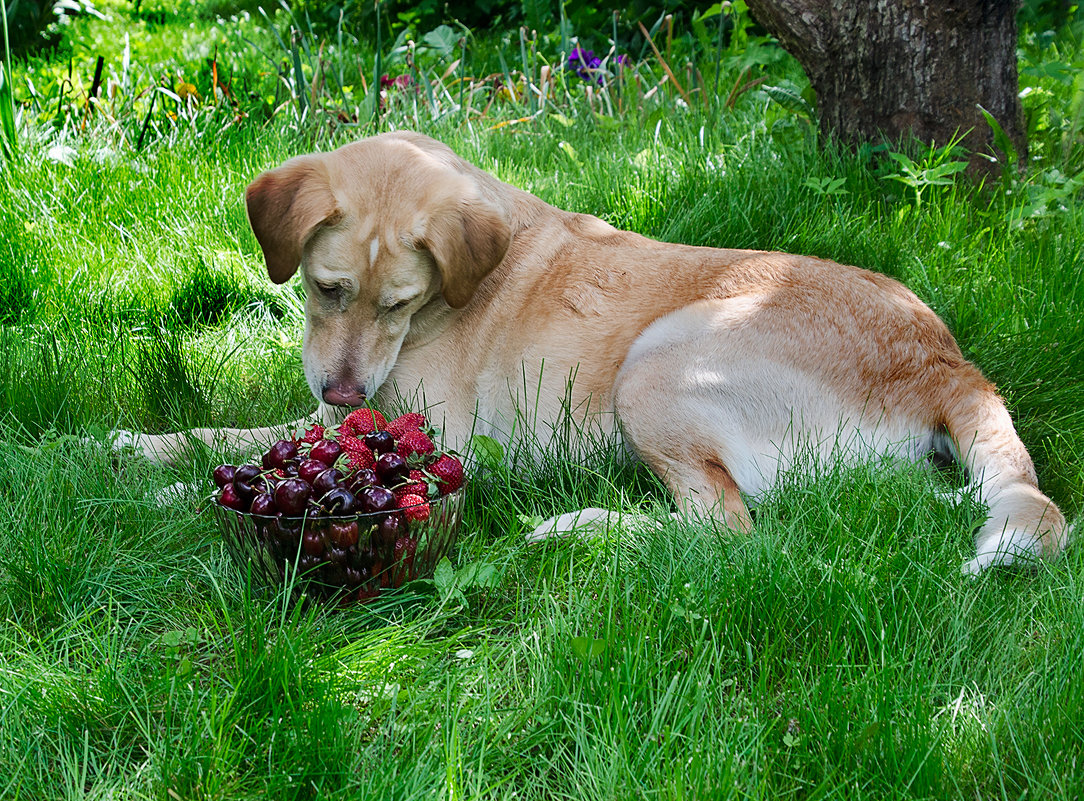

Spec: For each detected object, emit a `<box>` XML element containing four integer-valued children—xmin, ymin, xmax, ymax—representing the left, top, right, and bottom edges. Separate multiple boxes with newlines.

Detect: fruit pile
<box><xmin>212</xmin><ymin>408</ymin><xmax>465</xmax><ymax>602</ymax></box>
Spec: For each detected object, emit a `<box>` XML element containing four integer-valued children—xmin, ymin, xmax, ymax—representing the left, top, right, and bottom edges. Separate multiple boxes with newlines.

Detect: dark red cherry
<box><xmin>312</xmin><ymin>468</ymin><xmax>344</xmax><ymax>498</ymax></box>
<box><xmin>249</xmin><ymin>493</ymin><xmax>276</xmax><ymax>517</ymax></box>
<box><xmin>375</xmin><ymin>512</ymin><xmax>403</xmax><ymax>547</ymax></box>
<box><xmin>232</xmin><ymin>463</ymin><xmax>261</xmax><ymax>500</ymax></box>
<box><xmin>234</xmin><ymin>464</ymin><xmax>261</xmax><ymax>484</ymax></box>
<box><xmin>250</xmin><ymin>475</ymin><xmax>275</xmax><ymax>498</ymax></box>
<box><xmin>328</xmin><ymin>520</ymin><xmax>360</xmax><ymax>548</ymax></box>
<box><xmin>212</xmin><ymin>464</ymin><xmax>236</xmax><ymax>489</ymax></box>
<box><xmin>322</xmin><ymin>487</ymin><xmax>356</xmax><ymax>515</ymax></box>
<box><xmin>364</xmin><ymin>430</ymin><xmax>395</xmax><ymax>454</ymax></box>
<box><xmin>218</xmin><ymin>483</ymin><xmax>244</xmax><ymax>511</ymax></box>
<box><xmin>271</xmin><ymin>519</ymin><xmax>300</xmax><ymax>554</ymax></box>
<box><xmin>375</xmin><ymin>452</ymin><xmax>408</xmax><ymax>483</ymax></box>
<box><xmin>298</xmin><ymin>458</ymin><xmax>328</xmax><ymax>484</ymax></box>
<box><xmin>262</xmin><ymin>439</ymin><xmax>299</xmax><ymax>469</ymax></box>
<box><xmin>301</xmin><ymin>529</ymin><xmax>324</xmax><ymax>556</ymax></box>
<box><xmin>359</xmin><ymin>486</ymin><xmax>396</xmax><ymax>514</ymax></box>
<box><xmin>345</xmin><ymin>469</ymin><xmax>378</xmax><ymax>493</ymax></box>
<box><xmin>310</xmin><ymin>439</ymin><xmax>343</xmax><ymax>466</ymax></box>
<box><xmin>274</xmin><ymin>478</ymin><xmax>312</xmax><ymax>516</ymax></box>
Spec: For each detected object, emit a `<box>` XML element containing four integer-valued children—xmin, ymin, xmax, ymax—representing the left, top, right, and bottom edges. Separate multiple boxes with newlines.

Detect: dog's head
<box><xmin>245</xmin><ymin>132</ymin><xmax>511</xmax><ymax>407</ymax></box>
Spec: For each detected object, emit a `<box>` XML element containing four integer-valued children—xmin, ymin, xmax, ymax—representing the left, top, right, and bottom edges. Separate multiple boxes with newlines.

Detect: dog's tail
<box><xmin>940</xmin><ymin>375</ymin><xmax>1068</xmax><ymax>574</ymax></box>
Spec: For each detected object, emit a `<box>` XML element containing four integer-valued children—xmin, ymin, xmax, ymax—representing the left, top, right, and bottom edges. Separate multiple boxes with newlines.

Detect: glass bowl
<box><xmin>212</xmin><ymin>488</ymin><xmax>464</xmax><ymax>603</ymax></box>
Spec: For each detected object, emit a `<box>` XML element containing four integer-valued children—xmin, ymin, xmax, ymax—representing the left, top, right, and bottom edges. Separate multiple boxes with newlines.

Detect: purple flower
<box><xmin>568</xmin><ymin>47</ymin><xmax>630</xmax><ymax>84</ymax></box>
<box><xmin>568</xmin><ymin>47</ymin><xmax>594</xmax><ymax>68</ymax></box>
<box><xmin>380</xmin><ymin>74</ymin><xmax>413</xmax><ymax>90</ymax></box>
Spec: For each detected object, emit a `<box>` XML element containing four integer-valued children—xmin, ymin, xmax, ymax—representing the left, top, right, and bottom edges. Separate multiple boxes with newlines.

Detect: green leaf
<box><xmin>176</xmin><ymin>656</ymin><xmax>193</xmax><ymax>679</ymax></box>
<box><xmin>422</xmin><ymin>25</ymin><xmax>457</xmax><ymax>59</ymax></box>
<box><xmin>558</xmin><ymin>141</ymin><xmax>581</xmax><ymax>166</ymax></box>
<box><xmin>468</xmin><ymin>434</ymin><xmax>504</xmax><ymax>467</ymax></box>
<box><xmin>978</xmin><ymin>104</ymin><xmax>1017</xmax><ymax>167</ymax></box>
<box><xmin>1021</xmin><ymin>60</ymin><xmax>1076</xmax><ymax>85</ymax></box>
<box><xmin>457</xmin><ymin>562</ymin><xmax>498</xmax><ymax>590</ymax></box>
<box><xmin>761</xmin><ymin>83</ymin><xmax>814</xmax><ymax>119</ymax></box>
<box><xmin>521</xmin><ymin>0</ymin><xmax>552</xmax><ymax>35</ymax></box>
<box><xmin>433</xmin><ymin>557</ymin><xmax>455</xmax><ymax>594</ymax></box>
<box><xmin>803</xmin><ymin>176</ymin><xmax>849</xmax><ymax>197</ymax></box>
<box><xmin>571</xmin><ymin>636</ymin><xmax>607</xmax><ymax>662</ymax></box>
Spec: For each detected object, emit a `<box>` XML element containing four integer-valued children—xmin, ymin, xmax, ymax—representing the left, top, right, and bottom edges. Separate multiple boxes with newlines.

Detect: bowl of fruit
<box><xmin>211</xmin><ymin>408</ymin><xmax>466</xmax><ymax>603</ymax></box>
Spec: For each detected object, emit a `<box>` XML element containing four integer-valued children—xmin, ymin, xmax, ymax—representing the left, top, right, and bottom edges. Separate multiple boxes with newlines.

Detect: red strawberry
<box><xmin>385</xmin><ymin>412</ymin><xmax>427</xmax><ymax>438</ymax></box>
<box><xmin>429</xmin><ymin>454</ymin><xmax>464</xmax><ymax>495</ymax></box>
<box><xmin>339</xmin><ymin>435</ymin><xmax>375</xmax><ymax>469</ymax></box>
<box><xmin>396</xmin><ymin>429</ymin><xmax>435</xmax><ymax>458</ymax></box>
<box><xmin>340</xmin><ymin>408</ymin><xmax>387</xmax><ymax>437</ymax></box>
<box><xmin>301</xmin><ymin>424</ymin><xmax>325</xmax><ymax>444</ymax></box>
<box><xmin>397</xmin><ymin>493</ymin><xmax>430</xmax><ymax>522</ymax></box>
<box><xmin>395</xmin><ymin>470</ymin><xmax>429</xmax><ymax>501</ymax></box>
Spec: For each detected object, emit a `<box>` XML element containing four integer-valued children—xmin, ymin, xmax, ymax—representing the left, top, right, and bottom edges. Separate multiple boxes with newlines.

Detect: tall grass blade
<box><xmin>372</xmin><ymin>0</ymin><xmax>382</xmax><ymax>124</ymax></box>
<box><xmin>0</xmin><ymin>0</ymin><xmax>15</xmax><ymax>161</ymax></box>
<box><xmin>0</xmin><ymin>62</ymin><xmax>14</xmax><ymax>161</ymax></box>
<box><xmin>290</xmin><ymin>30</ymin><xmax>307</xmax><ymax>120</ymax></box>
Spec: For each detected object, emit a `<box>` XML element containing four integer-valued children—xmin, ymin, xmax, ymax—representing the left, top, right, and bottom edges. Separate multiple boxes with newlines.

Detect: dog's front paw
<box><xmin>526</xmin><ymin>508</ymin><xmax>623</xmax><ymax>544</ymax></box>
<box><xmin>107</xmin><ymin>429</ymin><xmax>144</xmax><ymax>451</ymax></box>
<box><xmin>82</xmin><ymin>428</ymin><xmax>161</xmax><ymax>462</ymax></box>
<box><xmin>104</xmin><ymin>428</ymin><xmax>158</xmax><ymax>459</ymax></box>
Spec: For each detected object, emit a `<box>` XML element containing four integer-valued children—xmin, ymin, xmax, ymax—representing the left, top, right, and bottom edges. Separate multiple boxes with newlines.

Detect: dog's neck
<box><xmin>468</xmin><ymin>163</ymin><xmax>554</xmax><ymax>237</ymax></box>
<box><xmin>401</xmin><ymin>295</ymin><xmax>456</xmax><ymax>351</ymax></box>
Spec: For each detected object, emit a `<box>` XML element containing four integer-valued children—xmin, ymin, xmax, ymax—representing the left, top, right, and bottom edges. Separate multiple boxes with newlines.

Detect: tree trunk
<box><xmin>745</xmin><ymin>0</ymin><xmax>1025</xmax><ymax>174</ymax></box>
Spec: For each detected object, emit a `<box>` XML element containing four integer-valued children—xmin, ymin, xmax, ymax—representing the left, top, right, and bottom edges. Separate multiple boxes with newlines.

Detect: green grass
<box><xmin>1</xmin><ymin>1</ymin><xmax>1083</xmax><ymax>798</ymax></box>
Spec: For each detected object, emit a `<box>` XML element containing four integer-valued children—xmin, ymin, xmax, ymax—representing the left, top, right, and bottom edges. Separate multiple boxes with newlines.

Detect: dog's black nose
<box><xmin>322</xmin><ymin>383</ymin><xmax>367</xmax><ymax>407</ymax></box>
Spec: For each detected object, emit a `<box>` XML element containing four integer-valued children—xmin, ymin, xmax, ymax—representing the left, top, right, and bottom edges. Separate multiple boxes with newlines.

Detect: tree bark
<box><xmin>745</xmin><ymin>0</ymin><xmax>1025</xmax><ymax>174</ymax></box>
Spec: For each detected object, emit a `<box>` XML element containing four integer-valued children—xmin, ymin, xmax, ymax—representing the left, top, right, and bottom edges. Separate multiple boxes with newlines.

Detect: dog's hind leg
<box><xmin>612</xmin><ymin>390</ymin><xmax>755</xmax><ymax>533</ymax></box>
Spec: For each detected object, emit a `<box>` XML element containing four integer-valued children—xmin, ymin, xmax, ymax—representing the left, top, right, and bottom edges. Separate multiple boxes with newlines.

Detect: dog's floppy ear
<box><xmin>419</xmin><ymin>195</ymin><xmax>511</xmax><ymax>309</ymax></box>
<box><xmin>245</xmin><ymin>155</ymin><xmax>340</xmax><ymax>284</ymax></box>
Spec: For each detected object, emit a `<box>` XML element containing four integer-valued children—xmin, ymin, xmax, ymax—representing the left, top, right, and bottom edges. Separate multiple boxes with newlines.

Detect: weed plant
<box><xmin>0</xmin><ymin>0</ymin><xmax>1082</xmax><ymax>798</ymax></box>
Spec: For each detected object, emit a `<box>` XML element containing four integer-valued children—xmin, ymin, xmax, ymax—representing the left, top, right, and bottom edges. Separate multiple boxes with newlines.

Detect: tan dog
<box><xmin>119</xmin><ymin>131</ymin><xmax>1067</xmax><ymax>574</ymax></box>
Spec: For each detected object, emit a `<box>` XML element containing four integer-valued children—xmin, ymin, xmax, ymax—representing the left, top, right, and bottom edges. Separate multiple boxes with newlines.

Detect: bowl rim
<box><xmin>212</xmin><ymin>484</ymin><xmax>465</xmax><ymax>524</ymax></box>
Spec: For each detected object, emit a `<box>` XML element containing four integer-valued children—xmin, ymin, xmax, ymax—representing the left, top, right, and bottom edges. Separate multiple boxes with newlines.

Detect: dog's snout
<box><xmin>322</xmin><ymin>382</ymin><xmax>367</xmax><ymax>408</ymax></box>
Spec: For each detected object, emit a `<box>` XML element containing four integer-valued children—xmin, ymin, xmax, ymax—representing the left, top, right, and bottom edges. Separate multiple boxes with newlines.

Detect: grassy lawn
<box><xmin>1</xmin><ymin>1</ymin><xmax>1083</xmax><ymax>798</ymax></box>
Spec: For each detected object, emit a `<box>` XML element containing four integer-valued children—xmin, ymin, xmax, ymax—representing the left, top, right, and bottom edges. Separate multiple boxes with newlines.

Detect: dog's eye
<box><xmin>315</xmin><ymin>283</ymin><xmax>342</xmax><ymax>298</ymax></box>
<box><xmin>382</xmin><ymin>297</ymin><xmax>414</xmax><ymax>315</ymax></box>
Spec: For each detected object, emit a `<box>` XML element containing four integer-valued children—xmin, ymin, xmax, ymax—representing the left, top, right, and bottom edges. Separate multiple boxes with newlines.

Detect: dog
<box><xmin>114</xmin><ymin>130</ymin><xmax>1067</xmax><ymax>574</ymax></box>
